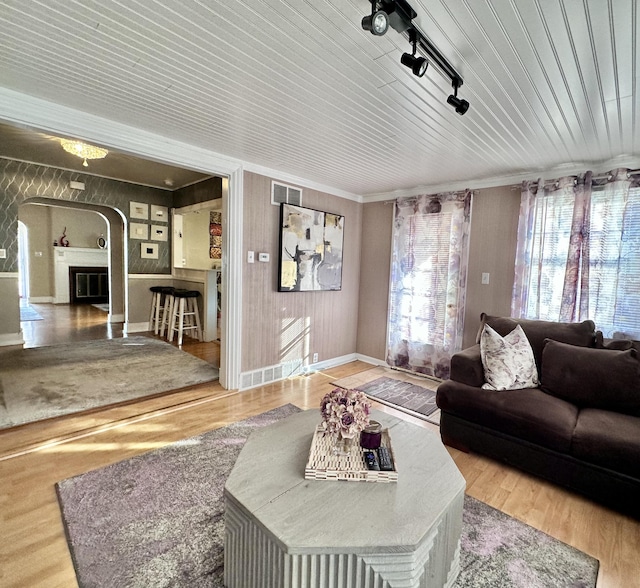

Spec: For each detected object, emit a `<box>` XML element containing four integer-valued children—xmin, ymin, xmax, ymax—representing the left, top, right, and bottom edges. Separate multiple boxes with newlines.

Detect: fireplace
<box><xmin>69</xmin><ymin>266</ymin><xmax>109</xmax><ymax>304</ymax></box>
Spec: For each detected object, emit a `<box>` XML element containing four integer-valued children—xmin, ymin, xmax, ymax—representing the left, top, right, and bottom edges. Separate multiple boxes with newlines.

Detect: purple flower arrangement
<box><xmin>320</xmin><ymin>388</ymin><xmax>371</xmax><ymax>439</ymax></box>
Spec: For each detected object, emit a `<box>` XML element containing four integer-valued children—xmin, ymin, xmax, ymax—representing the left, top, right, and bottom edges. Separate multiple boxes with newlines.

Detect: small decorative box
<box><xmin>304</xmin><ymin>425</ymin><xmax>398</xmax><ymax>483</ymax></box>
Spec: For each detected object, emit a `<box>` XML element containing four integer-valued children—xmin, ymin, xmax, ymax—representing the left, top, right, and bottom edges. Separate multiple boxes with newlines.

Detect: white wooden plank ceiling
<box><xmin>0</xmin><ymin>0</ymin><xmax>638</xmax><ymax>197</ymax></box>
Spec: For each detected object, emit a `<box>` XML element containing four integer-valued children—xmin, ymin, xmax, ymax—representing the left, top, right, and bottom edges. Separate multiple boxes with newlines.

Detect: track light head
<box><xmin>447</xmin><ymin>80</ymin><xmax>469</xmax><ymax>115</ymax></box>
<box><xmin>401</xmin><ymin>52</ymin><xmax>428</xmax><ymax>77</ymax></box>
<box><xmin>447</xmin><ymin>94</ymin><xmax>470</xmax><ymax>115</ymax></box>
<box><xmin>361</xmin><ymin>9</ymin><xmax>389</xmax><ymax>36</ymax></box>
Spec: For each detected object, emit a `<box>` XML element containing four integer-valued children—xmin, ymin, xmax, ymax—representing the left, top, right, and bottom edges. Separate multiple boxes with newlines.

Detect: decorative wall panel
<box><xmin>0</xmin><ymin>159</ymin><xmax>172</xmax><ymax>274</ymax></box>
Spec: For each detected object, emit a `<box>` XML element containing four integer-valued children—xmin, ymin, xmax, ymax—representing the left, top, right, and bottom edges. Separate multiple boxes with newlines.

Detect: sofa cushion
<box><xmin>450</xmin><ymin>344</ymin><xmax>484</xmax><ymax>388</ymax></box>
<box><xmin>477</xmin><ymin>314</ymin><xmax>596</xmax><ymax>374</ymax></box>
<box><xmin>541</xmin><ymin>339</ymin><xmax>640</xmax><ymax>416</ymax></box>
<box><xmin>572</xmin><ymin>408</ymin><xmax>640</xmax><ymax>478</ymax></box>
<box><xmin>480</xmin><ymin>324</ymin><xmax>539</xmax><ymax>390</ymax></box>
<box><xmin>436</xmin><ymin>380</ymin><xmax>578</xmax><ymax>453</ymax></box>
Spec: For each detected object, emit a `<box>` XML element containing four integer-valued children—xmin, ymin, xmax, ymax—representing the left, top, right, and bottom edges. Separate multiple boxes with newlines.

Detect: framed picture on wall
<box><xmin>278</xmin><ymin>203</ymin><xmax>344</xmax><ymax>292</ymax></box>
<box><xmin>150</xmin><ymin>205</ymin><xmax>168</xmax><ymax>222</ymax></box>
<box><xmin>130</xmin><ymin>223</ymin><xmax>149</xmax><ymax>240</ymax></box>
<box><xmin>140</xmin><ymin>242</ymin><xmax>159</xmax><ymax>259</ymax></box>
<box><xmin>130</xmin><ymin>201</ymin><xmax>149</xmax><ymax>220</ymax></box>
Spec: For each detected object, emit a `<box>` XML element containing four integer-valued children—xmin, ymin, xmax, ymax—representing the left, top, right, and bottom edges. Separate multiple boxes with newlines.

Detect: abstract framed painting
<box><xmin>278</xmin><ymin>203</ymin><xmax>344</xmax><ymax>292</ymax></box>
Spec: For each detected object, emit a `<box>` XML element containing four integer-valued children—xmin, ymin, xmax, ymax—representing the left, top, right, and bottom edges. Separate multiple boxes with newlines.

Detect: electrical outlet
<box><xmin>312</xmin><ymin>352</ymin><xmax>319</xmax><ymax>363</ymax></box>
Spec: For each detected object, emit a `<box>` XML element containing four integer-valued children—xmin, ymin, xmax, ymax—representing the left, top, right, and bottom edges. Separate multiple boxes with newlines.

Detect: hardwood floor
<box><xmin>1</xmin><ymin>307</ymin><xmax>638</xmax><ymax>587</ymax></box>
<box><xmin>20</xmin><ymin>302</ymin><xmax>220</xmax><ymax>364</ymax></box>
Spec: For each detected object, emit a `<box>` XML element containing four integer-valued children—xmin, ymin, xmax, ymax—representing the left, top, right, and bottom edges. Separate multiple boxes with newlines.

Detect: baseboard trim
<box><xmin>306</xmin><ymin>353</ymin><xmax>357</xmax><ymax>374</ymax></box>
<box><xmin>29</xmin><ymin>296</ymin><xmax>53</xmax><ymax>303</ymax></box>
<box><xmin>0</xmin><ymin>332</ymin><xmax>24</xmax><ymax>347</ymax></box>
<box><xmin>354</xmin><ymin>353</ymin><xmax>386</xmax><ymax>367</ymax></box>
<box><xmin>126</xmin><ymin>321</ymin><xmax>150</xmax><ymax>334</ymax></box>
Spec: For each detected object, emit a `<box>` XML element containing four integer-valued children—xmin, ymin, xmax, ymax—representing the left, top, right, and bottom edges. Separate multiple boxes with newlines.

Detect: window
<box><xmin>513</xmin><ymin>172</ymin><xmax>640</xmax><ymax>339</ymax></box>
<box><xmin>387</xmin><ymin>192</ymin><xmax>472</xmax><ymax>379</ymax></box>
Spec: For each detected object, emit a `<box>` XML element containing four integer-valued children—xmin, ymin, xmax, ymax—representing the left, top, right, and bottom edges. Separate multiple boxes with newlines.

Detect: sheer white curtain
<box><xmin>386</xmin><ymin>191</ymin><xmax>472</xmax><ymax>379</ymax></box>
<box><xmin>512</xmin><ymin>169</ymin><xmax>640</xmax><ymax>338</ymax></box>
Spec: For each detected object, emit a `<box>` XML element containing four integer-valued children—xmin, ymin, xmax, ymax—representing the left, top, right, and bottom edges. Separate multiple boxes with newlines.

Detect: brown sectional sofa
<box><xmin>436</xmin><ymin>315</ymin><xmax>640</xmax><ymax>518</ymax></box>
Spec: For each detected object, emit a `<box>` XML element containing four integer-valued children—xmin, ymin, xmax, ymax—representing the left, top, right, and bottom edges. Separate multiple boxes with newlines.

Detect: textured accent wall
<box><xmin>0</xmin><ymin>159</ymin><xmax>172</xmax><ymax>274</ymax></box>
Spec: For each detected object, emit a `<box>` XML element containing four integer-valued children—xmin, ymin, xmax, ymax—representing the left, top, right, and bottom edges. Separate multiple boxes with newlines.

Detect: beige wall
<box><xmin>50</xmin><ymin>207</ymin><xmax>108</xmax><ymax>248</ymax></box>
<box><xmin>462</xmin><ymin>185</ymin><xmax>520</xmax><ymax>347</ymax></box>
<box><xmin>0</xmin><ymin>276</ymin><xmax>20</xmax><ymax>343</ymax></box>
<box><xmin>356</xmin><ymin>201</ymin><xmax>393</xmax><ymax>361</ymax></box>
<box><xmin>18</xmin><ymin>204</ymin><xmax>53</xmax><ymax>298</ymax></box>
<box><xmin>355</xmin><ymin>185</ymin><xmax>522</xmax><ymax>360</ymax></box>
<box><xmin>241</xmin><ymin>172</ymin><xmax>362</xmax><ymax>372</ymax></box>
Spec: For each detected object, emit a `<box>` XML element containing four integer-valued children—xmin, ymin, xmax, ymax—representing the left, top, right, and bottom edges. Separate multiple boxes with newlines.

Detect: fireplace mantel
<box><xmin>53</xmin><ymin>247</ymin><xmax>108</xmax><ymax>304</ymax></box>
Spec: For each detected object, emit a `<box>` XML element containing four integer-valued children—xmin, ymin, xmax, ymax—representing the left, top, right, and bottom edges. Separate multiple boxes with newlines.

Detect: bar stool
<box><xmin>160</xmin><ymin>288</ymin><xmax>176</xmax><ymax>338</ymax></box>
<box><xmin>167</xmin><ymin>289</ymin><xmax>202</xmax><ymax>346</ymax></box>
<box><xmin>149</xmin><ymin>286</ymin><xmax>175</xmax><ymax>335</ymax></box>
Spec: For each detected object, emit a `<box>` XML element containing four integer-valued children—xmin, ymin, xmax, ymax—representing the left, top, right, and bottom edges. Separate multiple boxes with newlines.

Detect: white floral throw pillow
<box><xmin>480</xmin><ymin>324</ymin><xmax>539</xmax><ymax>390</ymax></box>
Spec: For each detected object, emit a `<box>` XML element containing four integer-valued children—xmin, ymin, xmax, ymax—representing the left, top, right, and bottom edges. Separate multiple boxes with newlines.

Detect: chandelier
<box><xmin>59</xmin><ymin>138</ymin><xmax>109</xmax><ymax>167</ymax></box>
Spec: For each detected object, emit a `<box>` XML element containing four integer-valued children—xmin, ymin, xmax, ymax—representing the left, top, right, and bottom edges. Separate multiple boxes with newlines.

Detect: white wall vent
<box><xmin>241</xmin><ymin>373</ymin><xmax>254</xmax><ymax>390</ymax></box>
<box><xmin>240</xmin><ymin>361</ymin><xmax>300</xmax><ymax>391</ymax></box>
<box><xmin>271</xmin><ymin>181</ymin><xmax>302</xmax><ymax>206</ymax></box>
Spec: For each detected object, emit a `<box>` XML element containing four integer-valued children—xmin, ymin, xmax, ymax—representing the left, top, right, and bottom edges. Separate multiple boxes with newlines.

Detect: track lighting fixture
<box><xmin>447</xmin><ymin>81</ymin><xmax>470</xmax><ymax>115</ymax></box>
<box><xmin>361</xmin><ymin>0</ymin><xmax>470</xmax><ymax>115</ymax></box>
<box><xmin>361</xmin><ymin>7</ymin><xmax>389</xmax><ymax>36</ymax></box>
<box><xmin>401</xmin><ymin>29</ymin><xmax>428</xmax><ymax>77</ymax></box>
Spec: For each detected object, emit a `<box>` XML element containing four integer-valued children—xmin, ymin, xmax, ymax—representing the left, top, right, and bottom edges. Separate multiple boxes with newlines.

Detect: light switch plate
<box><xmin>481</xmin><ymin>272</ymin><xmax>490</xmax><ymax>285</ymax></box>
<box><xmin>0</xmin><ymin>249</ymin><xmax>6</xmax><ymax>258</ymax></box>
<box><xmin>247</xmin><ymin>251</ymin><xmax>255</xmax><ymax>263</ymax></box>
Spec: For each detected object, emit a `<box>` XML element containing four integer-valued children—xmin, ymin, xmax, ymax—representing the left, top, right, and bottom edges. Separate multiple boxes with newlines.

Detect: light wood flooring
<box><xmin>1</xmin><ymin>305</ymin><xmax>638</xmax><ymax>587</ymax></box>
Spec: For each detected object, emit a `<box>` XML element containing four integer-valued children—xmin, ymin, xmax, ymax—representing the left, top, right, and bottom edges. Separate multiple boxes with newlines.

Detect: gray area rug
<box><xmin>355</xmin><ymin>375</ymin><xmax>438</xmax><ymax>415</ymax></box>
<box><xmin>0</xmin><ymin>336</ymin><xmax>219</xmax><ymax>429</ymax></box>
<box><xmin>57</xmin><ymin>405</ymin><xmax>599</xmax><ymax>588</ymax></box>
<box><xmin>332</xmin><ymin>367</ymin><xmax>441</xmax><ymax>425</ymax></box>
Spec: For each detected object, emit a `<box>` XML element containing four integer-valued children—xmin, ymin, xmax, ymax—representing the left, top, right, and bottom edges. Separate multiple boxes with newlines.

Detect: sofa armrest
<box><xmin>449</xmin><ymin>344</ymin><xmax>484</xmax><ymax>387</ymax></box>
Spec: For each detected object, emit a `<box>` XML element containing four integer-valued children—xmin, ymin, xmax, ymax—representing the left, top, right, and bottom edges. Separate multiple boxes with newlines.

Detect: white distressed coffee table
<box><xmin>224</xmin><ymin>409</ymin><xmax>465</xmax><ymax>588</ymax></box>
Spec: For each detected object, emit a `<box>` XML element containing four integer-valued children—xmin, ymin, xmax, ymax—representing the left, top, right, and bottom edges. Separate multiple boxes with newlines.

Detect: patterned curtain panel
<box><xmin>387</xmin><ymin>190</ymin><xmax>472</xmax><ymax>380</ymax></box>
<box><xmin>511</xmin><ymin>168</ymin><xmax>640</xmax><ymax>338</ymax></box>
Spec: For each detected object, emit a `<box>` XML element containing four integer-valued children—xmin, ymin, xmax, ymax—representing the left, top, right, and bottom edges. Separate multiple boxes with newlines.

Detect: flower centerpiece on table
<box><xmin>320</xmin><ymin>387</ymin><xmax>371</xmax><ymax>441</ymax></box>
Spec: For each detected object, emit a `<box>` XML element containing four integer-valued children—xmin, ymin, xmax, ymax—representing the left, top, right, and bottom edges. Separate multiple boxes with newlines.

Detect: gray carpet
<box><xmin>56</xmin><ymin>405</ymin><xmax>599</xmax><ymax>588</ymax></box>
<box><xmin>0</xmin><ymin>336</ymin><xmax>219</xmax><ymax>429</ymax></box>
